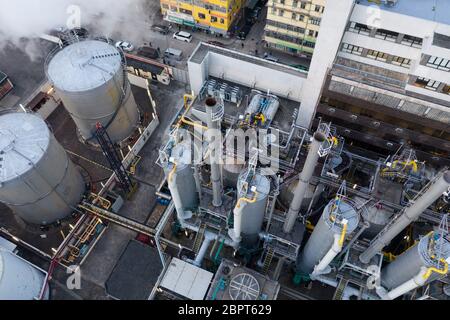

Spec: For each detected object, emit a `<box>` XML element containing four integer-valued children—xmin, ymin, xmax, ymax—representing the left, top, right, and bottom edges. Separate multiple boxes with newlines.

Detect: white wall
<box><xmin>297</xmin><ymin>0</ymin><xmax>355</xmax><ymax>128</ymax></box>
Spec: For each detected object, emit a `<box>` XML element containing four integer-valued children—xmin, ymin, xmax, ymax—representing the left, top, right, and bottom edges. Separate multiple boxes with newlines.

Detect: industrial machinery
<box><xmin>0</xmin><ymin>112</ymin><xmax>86</xmax><ymax>225</ymax></box>
<box><xmin>241</xmin><ymin>91</ymin><xmax>279</xmax><ymax>128</ymax></box>
<box><xmin>45</xmin><ymin>39</ymin><xmax>139</xmax><ymax>143</ymax></box>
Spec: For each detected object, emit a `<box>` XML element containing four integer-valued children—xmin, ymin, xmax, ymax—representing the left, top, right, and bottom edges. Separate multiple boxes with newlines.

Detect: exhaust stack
<box><xmin>283</xmin><ymin>132</ymin><xmax>326</xmax><ymax>233</ymax></box>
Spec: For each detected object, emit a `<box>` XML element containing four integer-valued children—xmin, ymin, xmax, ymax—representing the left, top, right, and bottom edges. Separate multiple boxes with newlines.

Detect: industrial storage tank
<box><xmin>359</xmin><ymin>201</ymin><xmax>394</xmax><ymax>239</ymax></box>
<box><xmin>297</xmin><ymin>198</ymin><xmax>360</xmax><ymax>275</ymax></box>
<box><xmin>381</xmin><ymin>231</ymin><xmax>450</xmax><ymax>290</ymax></box>
<box><xmin>46</xmin><ymin>40</ymin><xmax>139</xmax><ymax>143</ymax></box>
<box><xmin>163</xmin><ymin>141</ymin><xmax>199</xmax><ymax>221</ymax></box>
<box><xmin>223</xmin><ymin>156</ymin><xmax>245</xmax><ymax>188</ymax></box>
<box><xmin>0</xmin><ymin>247</ymin><xmax>49</xmax><ymax>300</ymax></box>
<box><xmin>234</xmin><ymin>170</ymin><xmax>271</xmax><ymax>247</ymax></box>
<box><xmin>279</xmin><ymin>180</ymin><xmax>315</xmax><ymax>210</ymax></box>
<box><xmin>0</xmin><ymin>112</ymin><xmax>85</xmax><ymax>225</ymax></box>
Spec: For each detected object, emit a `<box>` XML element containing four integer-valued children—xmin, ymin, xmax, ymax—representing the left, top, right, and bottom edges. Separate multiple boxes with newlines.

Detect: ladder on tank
<box><xmin>95</xmin><ymin>123</ymin><xmax>134</xmax><ymax>194</ymax></box>
<box><xmin>333</xmin><ymin>277</ymin><xmax>349</xmax><ymax>300</ymax></box>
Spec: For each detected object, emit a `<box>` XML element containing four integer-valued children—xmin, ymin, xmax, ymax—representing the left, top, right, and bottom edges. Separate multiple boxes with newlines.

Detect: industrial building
<box><xmin>159</xmin><ymin>0</ymin><xmax>244</xmax><ymax>35</ymax></box>
<box><xmin>1</xmin><ymin>0</ymin><xmax>450</xmax><ymax>302</ymax></box>
<box><xmin>0</xmin><ymin>71</ymin><xmax>13</xmax><ymax>101</ymax></box>
<box><xmin>264</xmin><ymin>0</ymin><xmax>325</xmax><ymax>57</ymax></box>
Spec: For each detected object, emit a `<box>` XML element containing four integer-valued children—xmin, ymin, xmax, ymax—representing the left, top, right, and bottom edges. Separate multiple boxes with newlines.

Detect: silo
<box><xmin>163</xmin><ymin>141</ymin><xmax>198</xmax><ymax>222</ymax></box>
<box><xmin>231</xmin><ymin>171</ymin><xmax>271</xmax><ymax>248</ymax></box>
<box><xmin>381</xmin><ymin>232</ymin><xmax>450</xmax><ymax>291</ymax></box>
<box><xmin>296</xmin><ymin>198</ymin><xmax>360</xmax><ymax>275</ymax></box>
<box><xmin>46</xmin><ymin>40</ymin><xmax>139</xmax><ymax>143</ymax></box>
<box><xmin>0</xmin><ymin>112</ymin><xmax>85</xmax><ymax>225</ymax></box>
<box><xmin>0</xmin><ymin>248</ymin><xmax>49</xmax><ymax>300</ymax></box>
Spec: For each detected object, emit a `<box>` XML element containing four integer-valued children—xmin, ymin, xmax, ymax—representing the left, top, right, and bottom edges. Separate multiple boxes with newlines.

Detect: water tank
<box><xmin>297</xmin><ymin>198</ymin><xmax>360</xmax><ymax>274</ymax></box>
<box><xmin>0</xmin><ymin>112</ymin><xmax>85</xmax><ymax>225</ymax></box>
<box><xmin>236</xmin><ymin>171</ymin><xmax>270</xmax><ymax>247</ymax></box>
<box><xmin>163</xmin><ymin>141</ymin><xmax>198</xmax><ymax>213</ymax></box>
<box><xmin>223</xmin><ymin>156</ymin><xmax>245</xmax><ymax>188</ymax></box>
<box><xmin>360</xmin><ymin>202</ymin><xmax>394</xmax><ymax>239</ymax></box>
<box><xmin>279</xmin><ymin>179</ymin><xmax>315</xmax><ymax>209</ymax></box>
<box><xmin>46</xmin><ymin>40</ymin><xmax>139</xmax><ymax>143</ymax></box>
<box><xmin>0</xmin><ymin>248</ymin><xmax>49</xmax><ymax>300</ymax></box>
<box><xmin>381</xmin><ymin>232</ymin><xmax>450</xmax><ymax>290</ymax></box>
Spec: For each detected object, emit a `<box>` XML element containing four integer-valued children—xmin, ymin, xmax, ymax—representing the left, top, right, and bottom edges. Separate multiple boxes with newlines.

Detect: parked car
<box><xmin>173</xmin><ymin>31</ymin><xmax>193</xmax><ymax>43</ymax></box>
<box><xmin>237</xmin><ymin>25</ymin><xmax>252</xmax><ymax>40</ymax></box>
<box><xmin>206</xmin><ymin>40</ymin><xmax>225</xmax><ymax>47</ymax></box>
<box><xmin>164</xmin><ymin>48</ymin><xmax>183</xmax><ymax>61</ymax></box>
<box><xmin>290</xmin><ymin>64</ymin><xmax>309</xmax><ymax>71</ymax></box>
<box><xmin>115</xmin><ymin>41</ymin><xmax>134</xmax><ymax>52</ymax></box>
<box><xmin>137</xmin><ymin>46</ymin><xmax>159</xmax><ymax>59</ymax></box>
<box><xmin>263</xmin><ymin>53</ymin><xmax>279</xmax><ymax>63</ymax></box>
<box><xmin>151</xmin><ymin>24</ymin><xmax>170</xmax><ymax>35</ymax></box>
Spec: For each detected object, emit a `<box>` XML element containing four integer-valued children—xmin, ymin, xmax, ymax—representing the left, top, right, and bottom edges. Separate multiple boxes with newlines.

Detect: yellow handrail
<box><xmin>236</xmin><ymin>192</ymin><xmax>258</xmax><ymax>208</ymax></box>
<box><xmin>423</xmin><ymin>259</ymin><xmax>448</xmax><ymax>280</ymax></box>
<box><xmin>338</xmin><ymin>221</ymin><xmax>348</xmax><ymax>247</ymax></box>
<box><xmin>177</xmin><ymin>94</ymin><xmax>208</xmax><ymax>130</ymax></box>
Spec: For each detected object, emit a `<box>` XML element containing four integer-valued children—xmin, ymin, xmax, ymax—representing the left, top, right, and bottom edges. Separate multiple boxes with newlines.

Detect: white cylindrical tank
<box><xmin>46</xmin><ymin>40</ymin><xmax>139</xmax><ymax>143</ymax></box>
<box><xmin>236</xmin><ymin>171</ymin><xmax>271</xmax><ymax>247</ymax></box>
<box><xmin>381</xmin><ymin>232</ymin><xmax>450</xmax><ymax>290</ymax></box>
<box><xmin>163</xmin><ymin>141</ymin><xmax>199</xmax><ymax>220</ymax></box>
<box><xmin>297</xmin><ymin>198</ymin><xmax>360</xmax><ymax>275</ymax></box>
<box><xmin>0</xmin><ymin>112</ymin><xmax>86</xmax><ymax>225</ymax></box>
<box><xmin>357</xmin><ymin>198</ymin><xmax>394</xmax><ymax>240</ymax></box>
<box><xmin>0</xmin><ymin>248</ymin><xmax>49</xmax><ymax>300</ymax></box>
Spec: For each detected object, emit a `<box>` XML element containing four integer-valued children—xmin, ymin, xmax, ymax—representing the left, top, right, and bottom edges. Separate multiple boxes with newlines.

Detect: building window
<box><xmin>278</xmin><ymin>9</ymin><xmax>284</xmax><ymax>16</ymax></box>
<box><xmin>301</xmin><ymin>2</ymin><xmax>306</xmax><ymax>9</ymax></box>
<box><xmin>392</xmin><ymin>56</ymin><xmax>411</xmax><ymax>67</ymax></box>
<box><xmin>375</xmin><ymin>28</ymin><xmax>399</xmax><ymax>42</ymax></box>
<box><xmin>342</xmin><ymin>43</ymin><xmax>363</xmax><ymax>55</ymax></box>
<box><xmin>415</xmin><ymin>77</ymin><xmax>441</xmax><ymax>91</ymax></box>
<box><xmin>308</xmin><ymin>30</ymin><xmax>314</xmax><ymax>37</ymax></box>
<box><xmin>310</xmin><ymin>17</ymin><xmax>321</xmax><ymax>26</ymax></box>
<box><xmin>402</xmin><ymin>34</ymin><xmax>422</xmax><ymax>48</ymax></box>
<box><xmin>348</xmin><ymin>22</ymin><xmax>371</xmax><ymax>36</ymax></box>
<box><xmin>170</xmin><ymin>6</ymin><xmax>177</xmax><ymax>12</ymax></box>
<box><xmin>314</xmin><ymin>5</ymin><xmax>322</xmax><ymax>12</ymax></box>
<box><xmin>211</xmin><ymin>16</ymin><xmax>218</xmax><ymax>23</ymax></box>
<box><xmin>443</xmin><ymin>85</ymin><xmax>450</xmax><ymax>95</ymax></box>
<box><xmin>220</xmin><ymin>18</ymin><xmax>225</xmax><ymax>24</ymax></box>
<box><xmin>162</xmin><ymin>4</ymin><xmax>169</xmax><ymax>9</ymax></box>
<box><xmin>271</xmin><ymin>7</ymin><xmax>276</xmax><ymax>14</ymax></box>
<box><xmin>303</xmin><ymin>40</ymin><xmax>315</xmax><ymax>48</ymax></box>
<box><xmin>426</xmin><ymin>56</ymin><xmax>450</xmax><ymax>71</ymax></box>
<box><xmin>292</xmin><ymin>12</ymin><xmax>296</xmax><ymax>20</ymax></box>
<box><xmin>280</xmin><ymin>0</ymin><xmax>285</xmax><ymax>4</ymax></box>
<box><xmin>293</xmin><ymin>0</ymin><xmax>298</xmax><ymax>8</ymax></box>
<box><xmin>366</xmin><ymin>49</ymin><xmax>389</xmax><ymax>62</ymax></box>
<box><xmin>299</xmin><ymin>15</ymin><xmax>304</xmax><ymax>21</ymax></box>
<box><xmin>180</xmin><ymin>8</ymin><xmax>192</xmax><ymax>15</ymax></box>
<box><xmin>198</xmin><ymin>13</ymin><xmax>206</xmax><ymax>19</ymax></box>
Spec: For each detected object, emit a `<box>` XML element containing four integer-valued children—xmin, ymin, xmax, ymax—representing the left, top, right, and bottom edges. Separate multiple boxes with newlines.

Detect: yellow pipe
<box><xmin>423</xmin><ymin>259</ymin><xmax>448</xmax><ymax>280</ymax></box>
<box><xmin>338</xmin><ymin>221</ymin><xmax>348</xmax><ymax>247</ymax></box>
<box><xmin>177</xmin><ymin>94</ymin><xmax>208</xmax><ymax>130</ymax></box>
<box><xmin>168</xmin><ymin>163</ymin><xmax>177</xmax><ymax>183</ymax></box>
<box><xmin>236</xmin><ymin>192</ymin><xmax>258</xmax><ymax>208</ymax></box>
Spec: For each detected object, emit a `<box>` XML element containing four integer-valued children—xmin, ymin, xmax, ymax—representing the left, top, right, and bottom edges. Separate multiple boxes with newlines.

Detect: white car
<box><xmin>115</xmin><ymin>41</ymin><xmax>134</xmax><ymax>52</ymax></box>
<box><xmin>173</xmin><ymin>31</ymin><xmax>192</xmax><ymax>43</ymax></box>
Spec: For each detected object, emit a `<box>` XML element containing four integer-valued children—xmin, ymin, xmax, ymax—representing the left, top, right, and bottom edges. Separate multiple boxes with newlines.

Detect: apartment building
<box><xmin>160</xmin><ymin>0</ymin><xmax>244</xmax><ymax>35</ymax></box>
<box><xmin>298</xmin><ymin>0</ymin><xmax>450</xmax><ymax>164</ymax></box>
<box><xmin>264</xmin><ymin>0</ymin><xmax>326</xmax><ymax>57</ymax></box>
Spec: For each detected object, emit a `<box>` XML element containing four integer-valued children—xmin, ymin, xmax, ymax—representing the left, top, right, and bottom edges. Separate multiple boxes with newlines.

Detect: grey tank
<box><xmin>163</xmin><ymin>142</ymin><xmax>199</xmax><ymax>212</ymax></box>
<box><xmin>297</xmin><ymin>199</ymin><xmax>360</xmax><ymax>274</ymax></box>
<box><xmin>237</xmin><ymin>171</ymin><xmax>270</xmax><ymax>247</ymax></box>
<box><xmin>46</xmin><ymin>40</ymin><xmax>139</xmax><ymax>143</ymax></box>
<box><xmin>0</xmin><ymin>112</ymin><xmax>85</xmax><ymax>225</ymax></box>
<box><xmin>381</xmin><ymin>232</ymin><xmax>450</xmax><ymax>290</ymax></box>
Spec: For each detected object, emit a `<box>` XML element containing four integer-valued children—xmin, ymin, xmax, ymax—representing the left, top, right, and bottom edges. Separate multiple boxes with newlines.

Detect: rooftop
<box><xmin>357</xmin><ymin>0</ymin><xmax>450</xmax><ymax>25</ymax></box>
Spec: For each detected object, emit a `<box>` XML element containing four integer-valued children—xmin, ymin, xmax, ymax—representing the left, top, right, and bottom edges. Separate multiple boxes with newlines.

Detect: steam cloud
<box><xmin>0</xmin><ymin>0</ymin><xmax>153</xmax><ymax>59</ymax></box>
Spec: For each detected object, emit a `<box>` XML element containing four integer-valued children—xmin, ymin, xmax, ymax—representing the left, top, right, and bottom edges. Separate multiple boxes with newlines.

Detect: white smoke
<box><xmin>0</xmin><ymin>0</ymin><xmax>153</xmax><ymax>59</ymax></box>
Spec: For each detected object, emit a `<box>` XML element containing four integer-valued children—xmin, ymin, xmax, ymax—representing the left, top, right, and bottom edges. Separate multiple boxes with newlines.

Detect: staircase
<box><xmin>193</xmin><ymin>223</ymin><xmax>206</xmax><ymax>253</ymax></box>
<box><xmin>262</xmin><ymin>247</ymin><xmax>275</xmax><ymax>275</ymax></box>
<box><xmin>332</xmin><ymin>277</ymin><xmax>349</xmax><ymax>300</ymax></box>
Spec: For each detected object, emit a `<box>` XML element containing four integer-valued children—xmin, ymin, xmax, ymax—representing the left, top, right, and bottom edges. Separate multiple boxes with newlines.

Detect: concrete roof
<box><xmin>358</xmin><ymin>0</ymin><xmax>450</xmax><ymax>25</ymax></box>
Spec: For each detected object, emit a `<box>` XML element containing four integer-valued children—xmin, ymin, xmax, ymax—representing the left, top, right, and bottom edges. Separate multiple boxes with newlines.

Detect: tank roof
<box><xmin>46</xmin><ymin>40</ymin><xmax>122</xmax><ymax>92</ymax></box>
<box><xmin>0</xmin><ymin>113</ymin><xmax>50</xmax><ymax>184</ymax></box>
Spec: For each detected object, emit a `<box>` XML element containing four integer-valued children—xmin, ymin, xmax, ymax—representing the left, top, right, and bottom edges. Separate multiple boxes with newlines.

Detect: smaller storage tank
<box><xmin>163</xmin><ymin>141</ymin><xmax>198</xmax><ymax>221</ymax></box>
<box><xmin>279</xmin><ymin>180</ymin><xmax>315</xmax><ymax>210</ymax></box>
<box><xmin>0</xmin><ymin>248</ymin><xmax>49</xmax><ymax>300</ymax></box>
<box><xmin>297</xmin><ymin>198</ymin><xmax>360</xmax><ymax>275</ymax></box>
<box><xmin>46</xmin><ymin>40</ymin><xmax>139</xmax><ymax>143</ymax></box>
<box><xmin>381</xmin><ymin>231</ymin><xmax>450</xmax><ymax>290</ymax></box>
<box><xmin>223</xmin><ymin>156</ymin><xmax>245</xmax><ymax>188</ymax></box>
<box><xmin>235</xmin><ymin>170</ymin><xmax>271</xmax><ymax>247</ymax></box>
<box><xmin>355</xmin><ymin>197</ymin><xmax>395</xmax><ymax>240</ymax></box>
<box><xmin>0</xmin><ymin>112</ymin><xmax>85</xmax><ymax>225</ymax></box>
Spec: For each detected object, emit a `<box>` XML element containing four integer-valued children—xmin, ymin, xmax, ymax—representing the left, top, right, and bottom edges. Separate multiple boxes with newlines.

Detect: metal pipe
<box><xmin>283</xmin><ymin>132</ymin><xmax>326</xmax><ymax>233</ymax></box>
<box><xmin>205</xmin><ymin>97</ymin><xmax>223</xmax><ymax>207</ymax></box>
<box><xmin>193</xmin><ymin>232</ymin><xmax>215</xmax><ymax>267</ymax></box>
<box><xmin>360</xmin><ymin>170</ymin><xmax>450</xmax><ymax>263</ymax></box>
<box><xmin>377</xmin><ymin>267</ymin><xmax>428</xmax><ymax>300</ymax></box>
<box><xmin>167</xmin><ymin>167</ymin><xmax>192</xmax><ymax>223</ymax></box>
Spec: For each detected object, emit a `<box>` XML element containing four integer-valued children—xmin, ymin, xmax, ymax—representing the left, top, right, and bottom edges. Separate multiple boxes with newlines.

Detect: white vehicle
<box><xmin>115</xmin><ymin>41</ymin><xmax>134</xmax><ymax>52</ymax></box>
<box><xmin>173</xmin><ymin>31</ymin><xmax>192</xmax><ymax>43</ymax></box>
